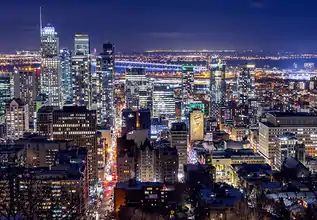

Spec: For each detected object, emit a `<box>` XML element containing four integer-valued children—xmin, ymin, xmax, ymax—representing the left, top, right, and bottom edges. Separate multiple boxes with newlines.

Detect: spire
<box><xmin>40</xmin><ymin>6</ymin><xmax>42</xmax><ymax>35</ymax></box>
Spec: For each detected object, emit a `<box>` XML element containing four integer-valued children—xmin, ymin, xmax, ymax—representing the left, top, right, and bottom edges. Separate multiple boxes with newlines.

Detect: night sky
<box><xmin>0</xmin><ymin>0</ymin><xmax>317</xmax><ymax>53</ymax></box>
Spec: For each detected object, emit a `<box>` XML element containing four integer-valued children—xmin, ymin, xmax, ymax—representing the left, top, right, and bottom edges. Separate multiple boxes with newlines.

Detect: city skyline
<box><xmin>1</xmin><ymin>0</ymin><xmax>317</xmax><ymax>53</ymax></box>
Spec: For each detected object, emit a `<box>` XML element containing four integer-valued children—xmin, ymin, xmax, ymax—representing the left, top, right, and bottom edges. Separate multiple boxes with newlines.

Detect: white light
<box><xmin>177</xmin><ymin>173</ymin><xmax>184</xmax><ymax>181</ymax></box>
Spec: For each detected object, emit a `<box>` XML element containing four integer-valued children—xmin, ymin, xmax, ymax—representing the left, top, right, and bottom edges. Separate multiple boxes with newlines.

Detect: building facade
<box><xmin>5</xmin><ymin>99</ymin><xmax>29</xmax><ymax>140</ymax></box>
<box><xmin>40</xmin><ymin>25</ymin><xmax>61</xmax><ymax>106</ymax></box>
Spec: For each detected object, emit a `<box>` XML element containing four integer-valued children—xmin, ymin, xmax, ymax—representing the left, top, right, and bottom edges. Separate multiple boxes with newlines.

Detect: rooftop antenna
<box><xmin>40</xmin><ymin>6</ymin><xmax>42</xmax><ymax>35</ymax></box>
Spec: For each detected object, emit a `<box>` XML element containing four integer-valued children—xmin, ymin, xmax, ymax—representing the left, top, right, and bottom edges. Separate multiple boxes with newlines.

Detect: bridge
<box><xmin>115</xmin><ymin>60</ymin><xmax>208</xmax><ymax>72</ymax></box>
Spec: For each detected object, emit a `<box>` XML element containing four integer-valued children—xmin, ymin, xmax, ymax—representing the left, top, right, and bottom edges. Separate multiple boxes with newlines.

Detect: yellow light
<box><xmin>106</xmin><ymin>148</ymin><xmax>112</xmax><ymax>153</ymax></box>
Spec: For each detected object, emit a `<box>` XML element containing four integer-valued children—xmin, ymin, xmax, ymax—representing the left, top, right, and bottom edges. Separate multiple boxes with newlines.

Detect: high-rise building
<box><xmin>276</xmin><ymin>132</ymin><xmax>306</xmax><ymax>170</ymax></box>
<box><xmin>237</xmin><ymin>64</ymin><xmax>255</xmax><ymax>105</ymax></box>
<box><xmin>91</xmin><ymin>69</ymin><xmax>103</xmax><ymax>124</ymax></box>
<box><xmin>74</xmin><ymin>34</ymin><xmax>90</xmax><ymax>56</ymax></box>
<box><xmin>125</xmin><ymin>68</ymin><xmax>151</xmax><ymax>110</ymax></box>
<box><xmin>40</xmin><ymin>24</ymin><xmax>61</xmax><ymax>107</ymax></box>
<box><xmin>156</xmin><ymin>146</ymin><xmax>178</xmax><ymax>183</ymax></box>
<box><xmin>114</xmin><ymin>81</ymin><xmax>125</xmax><ymax>130</ymax></box>
<box><xmin>259</xmin><ymin>112</ymin><xmax>317</xmax><ymax>166</ymax></box>
<box><xmin>117</xmin><ymin>136</ymin><xmax>137</xmax><ymax>182</ymax></box>
<box><xmin>37</xmin><ymin>106</ymin><xmax>98</xmax><ymax>188</ymax></box>
<box><xmin>121</xmin><ymin>109</ymin><xmax>151</xmax><ymax>136</ymax></box>
<box><xmin>60</xmin><ymin>49</ymin><xmax>72</xmax><ymax>104</ymax></box>
<box><xmin>5</xmin><ymin>98</ymin><xmax>29</xmax><ymax>139</ymax></box>
<box><xmin>181</xmin><ymin>66</ymin><xmax>195</xmax><ymax>120</ymax></box>
<box><xmin>71</xmin><ymin>34</ymin><xmax>91</xmax><ymax>107</ymax></box>
<box><xmin>0</xmin><ymin>72</ymin><xmax>13</xmax><ymax>123</ymax></box>
<box><xmin>14</xmin><ymin>67</ymin><xmax>40</xmax><ymax>119</ymax></box>
<box><xmin>189</xmin><ymin>110</ymin><xmax>204</xmax><ymax>141</ymax></box>
<box><xmin>209</xmin><ymin>61</ymin><xmax>226</xmax><ymax>119</ymax></box>
<box><xmin>99</xmin><ymin>43</ymin><xmax>115</xmax><ymax>129</ymax></box>
<box><xmin>170</xmin><ymin>122</ymin><xmax>188</xmax><ymax>181</ymax></box>
<box><xmin>137</xmin><ymin>140</ymin><xmax>156</xmax><ymax>182</ymax></box>
<box><xmin>152</xmin><ymin>84</ymin><xmax>176</xmax><ymax>120</ymax></box>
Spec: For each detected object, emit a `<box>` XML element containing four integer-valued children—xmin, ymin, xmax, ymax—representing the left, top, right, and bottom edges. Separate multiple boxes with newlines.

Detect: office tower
<box><xmin>40</xmin><ymin>24</ymin><xmax>61</xmax><ymax>106</ymax></box>
<box><xmin>71</xmin><ymin>34</ymin><xmax>91</xmax><ymax>107</ymax></box>
<box><xmin>60</xmin><ymin>48</ymin><xmax>72</xmax><ymax>104</ymax></box>
<box><xmin>170</xmin><ymin>122</ymin><xmax>188</xmax><ymax>180</ymax></box>
<box><xmin>0</xmin><ymin>72</ymin><xmax>13</xmax><ymax>123</ymax></box>
<box><xmin>74</xmin><ymin>34</ymin><xmax>90</xmax><ymax>55</ymax></box>
<box><xmin>174</xmin><ymin>87</ymin><xmax>182</xmax><ymax>121</ymax></box>
<box><xmin>16</xmin><ymin>137</ymin><xmax>68</xmax><ymax>168</ymax></box>
<box><xmin>156</xmin><ymin>146</ymin><xmax>178</xmax><ymax>183</ymax></box>
<box><xmin>99</xmin><ymin>43</ymin><xmax>115</xmax><ymax>129</ymax></box>
<box><xmin>209</xmin><ymin>61</ymin><xmax>226</xmax><ymax>119</ymax></box>
<box><xmin>181</xmin><ymin>66</ymin><xmax>194</xmax><ymax>120</ymax></box>
<box><xmin>189</xmin><ymin>110</ymin><xmax>204</xmax><ymax>141</ymax></box>
<box><xmin>0</xmin><ymin>150</ymin><xmax>87</xmax><ymax>219</ymax></box>
<box><xmin>258</xmin><ymin>112</ymin><xmax>317</xmax><ymax>166</ymax></box>
<box><xmin>36</xmin><ymin>106</ymin><xmax>56</xmax><ymax>136</ymax></box>
<box><xmin>91</xmin><ymin>69</ymin><xmax>103</xmax><ymax>124</ymax></box>
<box><xmin>125</xmin><ymin>68</ymin><xmax>151</xmax><ymax>110</ymax></box>
<box><xmin>5</xmin><ymin>98</ymin><xmax>29</xmax><ymax>139</ymax></box>
<box><xmin>237</xmin><ymin>64</ymin><xmax>255</xmax><ymax>105</ymax></box>
<box><xmin>248</xmin><ymin>98</ymin><xmax>258</xmax><ymax>129</ymax></box>
<box><xmin>114</xmin><ymin>81</ymin><xmax>125</xmax><ymax>130</ymax></box>
<box><xmin>276</xmin><ymin>133</ymin><xmax>306</xmax><ymax>170</ymax></box>
<box><xmin>117</xmin><ymin>136</ymin><xmax>137</xmax><ymax>182</ymax></box>
<box><xmin>37</xmin><ymin>106</ymin><xmax>98</xmax><ymax>187</ymax></box>
<box><xmin>14</xmin><ymin>67</ymin><xmax>39</xmax><ymax>119</ymax></box>
<box><xmin>137</xmin><ymin>140</ymin><xmax>156</xmax><ymax>182</ymax></box>
<box><xmin>152</xmin><ymin>84</ymin><xmax>176</xmax><ymax>120</ymax></box>
<box><xmin>121</xmin><ymin>109</ymin><xmax>151</xmax><ymax>136</ymax></box>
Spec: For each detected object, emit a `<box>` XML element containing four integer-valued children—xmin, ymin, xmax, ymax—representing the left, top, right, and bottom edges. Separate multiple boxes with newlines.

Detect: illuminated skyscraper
<box><xmin>237</xmin><ymin>64</ymin><xmax>255</xmax><ymax>105</ymax></box>
<box><xmin>40</xmin><ymin>24</ymin><xmax>61</xmax><ymax>107</ymax></box>
<box><xmin>125</xmin><ymin>68</ymin><xmax>151</xmax><ymax>110</ymax></box>
<box><xmin>5</xmin><ymin>98</ymin><xmax>29</xmax><ymax>140</ymax></box>
<box><xmin>71</xmin><ymin>34</ymin><xmax>91</xmax><ymax>107</ymax></box>
<box><xmin>60</xmin><ymin>49</ymin><xmax>72</xmax><ymax>104</ymax></box>
<box><xmin>74</xmin><ymin>34</ymin><xmax>90</xmax><ymax>56</ymax></box>
<box><xmin>99</xmin><ymin>43</ymin><xmax>114</xmax><ymax>129</ymax></box>
<box><xmin>91</xmin><ymin>55</ymin><xmax>103</xmax><ymax>124</ymax></box>
<box><xmin>171</xmin><ymin>122</ymin><xmax>188</xmax><ymax>181</ymax></box>
<box><xmin>152</xmin><ymin>84</ymin><xmax>175</xmax><ymax>120</ymax></box>
<box><xmin>209</xmin><ymin>61</ymin><xmax>226</xmax><ymax>119</ymax></box>
<box><xmin>13</xmin><ymin>67</ymin><xmax>40</xmax><ymax>123</ymax></box>
<box><xmin>181</xmin><ymin>66</ymin><xmax>194</xmax><ymax>120</ymax></box>
<box><xmin>0</xmin><ymin>72</ymin><xmax>13</xmax><ymax>123</ymax></box>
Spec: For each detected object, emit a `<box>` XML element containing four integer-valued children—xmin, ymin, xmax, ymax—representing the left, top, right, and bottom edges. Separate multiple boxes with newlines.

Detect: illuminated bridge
<box><xmin>115</xmin><ymin>60</ymin><xmax>208</xmax><ymax>72</ymax></box>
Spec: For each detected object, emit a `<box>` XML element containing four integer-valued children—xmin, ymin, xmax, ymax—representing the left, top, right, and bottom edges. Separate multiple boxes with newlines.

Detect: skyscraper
<box><xmin>237</xmin><ymin>64</ymin><xmax>255</xmax><ymax>105</ymax></box>
<box><xmin>181</xmin><ymin>66</ymin><xmax>195</xmax><ymax>120</ymax></box>
<box><xmin>170</xmin><ymin>122</ymin><xmax>188</xmax><ymax>181</ymax></box>
<box><xmin>60</xmin><ymin>49</ymin><xmax>72</xmax><ymax>104</ymax></box>
<box><xmin>152</xmin><ymin>84</ymin><xmax>176</xmax><ymax>120</ymax></box>
<box><xmin>74</xmin><ymin>34</ymin><xmax>90</xmax><ymax>56</ymax></box>
<box><xmin>0</xmin><ymin>72</ymin><xmax>13</xmax><ymax>123</ymax></box>
<box><xmin>13</xmin><ymin>67</ymin><xmax>40</xmax><ymax>120</ymax></box>
<box><xmin>37</xmin><ymin>106</ymin><xmax>98</xmax><ymax>188</ymax></box>
<box><xmin>209</xmin><ymin>60</ymin><xmax>226</xmax><ymax>119</ymax></box>
<box><xmin>125</xmin><ymin>68</ymin><xmax>151</xmax><ymax>110</ymax></box>
<box><xmin>40</xmin><ymin>24</ymin><xmax>61</xmax><ymax>107</ymax></box>
<box><xmin>71</xmin><ymin>34</ymin><xmax>91</xmax><ymax>107</ymax></box>
<box><xmin>99</xmin><ymin>43</ymin><xmax>115</xmax><ymax>129</ymax></box>
<box><xmin>5</xmin><ymin>98</ymin><xmax>29</xmax><ymax>140</ymax></box>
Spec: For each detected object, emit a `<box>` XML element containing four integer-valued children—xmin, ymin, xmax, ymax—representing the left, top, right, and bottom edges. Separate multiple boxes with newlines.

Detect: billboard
<box><xmin>190</xmin><ymin>110</ymin><xmax>204</xmax><ymax>141</ymax></box>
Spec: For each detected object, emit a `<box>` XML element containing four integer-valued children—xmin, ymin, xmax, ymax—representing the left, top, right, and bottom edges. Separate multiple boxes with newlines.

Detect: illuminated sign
<box><xmin>189</xmin><ymin>103</ymin><xmax>205</xmax><ymax>114</ymax></box>
<box><xmin>190</xmin><ymin>110</ymin><xmax>204</xmax><ymax>141</ymax></box>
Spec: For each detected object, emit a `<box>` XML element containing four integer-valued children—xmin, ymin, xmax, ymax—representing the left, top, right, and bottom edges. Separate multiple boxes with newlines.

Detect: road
<box><xmin>94</xmin><ymin>128</ymin><xmax>118</xmax><ymax>220</ymax></box>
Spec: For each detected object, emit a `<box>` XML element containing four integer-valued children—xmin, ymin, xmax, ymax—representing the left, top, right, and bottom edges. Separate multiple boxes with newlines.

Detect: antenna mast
<box><xmin>40</xmin><ymin>7</ymin><xmax>42</xmax><ymax>35</ymax></box>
